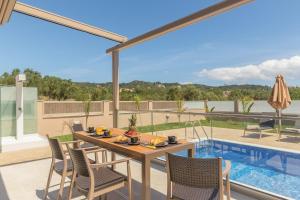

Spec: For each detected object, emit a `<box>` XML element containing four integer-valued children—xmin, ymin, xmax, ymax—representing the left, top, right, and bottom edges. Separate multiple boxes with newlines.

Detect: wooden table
<box><xmin>75</xmin><ymin>128</ymin><xmax>195</xmax><ymax>200</ymax></box>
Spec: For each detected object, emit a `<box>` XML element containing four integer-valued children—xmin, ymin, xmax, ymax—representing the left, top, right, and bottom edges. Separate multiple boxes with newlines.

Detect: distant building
<box><xmin>120</xmin><ymin>88</ymin><xmax>135</xmax><ymax>92</ymax></box>
<box><xmin>223</xmin><ymin>90</ymin><xmax>231</xmax><ymax>97</ymax></box>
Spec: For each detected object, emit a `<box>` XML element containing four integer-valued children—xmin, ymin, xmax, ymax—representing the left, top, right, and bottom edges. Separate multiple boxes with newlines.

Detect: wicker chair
<box><xmin>67</xmin><ymin>146</ymin><xmax>132</xmax><ymax>200</ymax></box>
<box><xmin>166</xmin><ymin>153</ymin><xmax>231</xmax><ymax>200</ymax></box>
<box><xmin>44</xmin><ymin>136</ymin><xmax>107</xmax><ymax>200</ymax></box>
<box><xmin>70</xmin><ymin>120</ymin><xmax>84</xmax><ymax>132</ymax></box>
<box><xmin>69</xmin><ymin>120</ymin><xmax>102</xmax><ymax>162</ymax></box>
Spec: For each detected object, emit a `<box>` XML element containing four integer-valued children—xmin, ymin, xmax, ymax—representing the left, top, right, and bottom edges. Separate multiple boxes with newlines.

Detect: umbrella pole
<box><xmin>278</xmin><ymin>109</ymin><xmax>282</xmax><ymax>141</ymax></box>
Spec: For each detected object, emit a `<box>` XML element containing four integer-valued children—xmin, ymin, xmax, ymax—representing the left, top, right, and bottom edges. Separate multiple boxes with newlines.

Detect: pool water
<box><xmin>177</xmin><ymin>140</ymin><xmax>300</xmax><ymax>199</ymax></box>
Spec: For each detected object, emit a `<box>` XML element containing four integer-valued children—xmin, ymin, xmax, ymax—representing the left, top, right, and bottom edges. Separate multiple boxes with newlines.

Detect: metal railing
<box><xmin>119</xmin><ymin>109</ymin><xmax>300</xmax><ymax>143</ymax></box>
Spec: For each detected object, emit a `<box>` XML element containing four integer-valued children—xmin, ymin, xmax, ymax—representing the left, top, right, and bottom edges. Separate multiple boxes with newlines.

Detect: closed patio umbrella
<box><xmin>268</xmin><ymin>75</ymin><xmax>291</xmax><ymax>140</ymax></box>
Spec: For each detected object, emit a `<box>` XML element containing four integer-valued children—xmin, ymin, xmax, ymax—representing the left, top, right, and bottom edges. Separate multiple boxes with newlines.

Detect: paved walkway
<box><xmin>4</xmin><ymin>125</ymin><xmax>298</xmax><ymax>199</ymax></box>
<box><xmin>0</xmin><ymin>155</ymin><xmax>256</xmax><ymax>200</ymax></box>
<box><xmin>0</xmin><ymin>146</ymin><xmax>51</xmax><ymax>166</ymax></box>
<box><xmin>153</xmin><ymin>126</ymin><xmax>300</xmax><ymax>152</ymax></box>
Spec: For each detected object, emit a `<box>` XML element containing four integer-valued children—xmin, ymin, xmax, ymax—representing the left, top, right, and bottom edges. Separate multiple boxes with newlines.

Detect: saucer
<box><xmin>128</xmin><ymin>141</ymin><xmax>140</xmax><ymax>145</ymax></box>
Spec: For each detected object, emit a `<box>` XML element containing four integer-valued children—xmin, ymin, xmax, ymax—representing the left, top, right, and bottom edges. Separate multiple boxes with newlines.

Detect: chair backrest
<box><xmin>71</xmin><ymin>121</ymin><xmax>84</xmax><ymax>133</ymax></box>
<box><xmin>259</xmin><ymin>119</ymin><xmax>275</xmax><ymax>128</ymax></box>
<box><xmin>167</xmin><ymin>153</ymin><xmax>222</xmax><ymax>188</ymax></box>
<box><xmin>47</xmin><ymin>136</ymin><xmax>64</xmax><ymax>160</ymax></box>
<box><xmin>68</xmin><ymin>147</ymin><xmax>90</xmax><ymax>177</ymax></box>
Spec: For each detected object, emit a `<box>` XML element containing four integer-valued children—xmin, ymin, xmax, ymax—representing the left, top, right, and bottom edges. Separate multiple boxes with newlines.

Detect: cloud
<box><xmin>197</xmin><ymin>56</ymin><xmax>300</xmax><ymax>84</ymax></box>
<box><xmin>180</xmin><ymin>82</ymin><xmax>193</xmax><ymax>85</ymax></box>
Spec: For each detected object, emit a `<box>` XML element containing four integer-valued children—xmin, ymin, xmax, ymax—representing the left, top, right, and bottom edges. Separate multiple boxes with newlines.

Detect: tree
<box><xmin>83</xmin><ymin>98</ymin><xmax>91</xmax><ymax>129</ymax></box>
<box><xmin>176</xmin><ymin>99</ymin><xmax>185</xmax><ymax>122</ymax></box>
<box><xmin>134</xmin><ymin>95</ymin><xmax>143</xmax><ymax>126</ymax></box>
<box><xmin>166</xmin><ymin>86</ymin><xmax>182</xmax><ymax>100</ymax></box>
<box><xmin>182</xmin><ymin>86</ymin><xmax>200</xmax><ymax>100</ymax></box>
<box><xmin>241</xmin><ymin>96</ymin><xmax>254</xmax><ymax>114</ymax></box>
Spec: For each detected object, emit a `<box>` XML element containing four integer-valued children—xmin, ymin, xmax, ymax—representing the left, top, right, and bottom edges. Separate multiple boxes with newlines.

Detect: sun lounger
<box><xmin>244</xmin><ymin>119</ymin><xmax>275</xmax><ymax>140</ymax></box>
<box><xmin>284</xmin><ymin>120</ymin><xmax>300</xmax><ymax>134</ymax></box>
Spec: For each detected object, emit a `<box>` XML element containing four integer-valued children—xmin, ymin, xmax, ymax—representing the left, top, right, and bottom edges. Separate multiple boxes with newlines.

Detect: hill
<box><xmin>1</xmin><ymin>68</ymin><xmax>300</xmax><ymax>101</ymax></box>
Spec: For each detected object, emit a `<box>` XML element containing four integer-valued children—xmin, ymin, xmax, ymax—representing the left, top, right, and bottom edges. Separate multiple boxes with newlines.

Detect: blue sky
<box><xmin>1</xmin><ymin>0</ymin><xmax>300</xmax><ymax>86</ymax></box>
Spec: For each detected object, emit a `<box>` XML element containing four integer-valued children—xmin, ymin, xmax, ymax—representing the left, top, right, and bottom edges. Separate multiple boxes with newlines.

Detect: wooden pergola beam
<box><xmin>0</xmin><ymin>0</ymin><xmax>16</xmax><ymax>25</ymax></box>
<box><xmin>13</xmin><ymin>2</ymin><xmax>127</xmax><ymax>43</ymax></box>
<box><xmin>107</xmin><ymin>0</ymin><xmax>253</xmax><ymax>53</ymax></box>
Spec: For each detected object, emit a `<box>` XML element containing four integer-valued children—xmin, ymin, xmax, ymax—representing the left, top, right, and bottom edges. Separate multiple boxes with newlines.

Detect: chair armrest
<box><xmin>61</xmin><ymin>140</ymin><xmax>83</xmax><ymax>154</ymax></box>
<box><xmin>90</xmin><ymin>158</ymin><xmax>131</xmax><ymax>168</ymax></box>
<box><xmin>82</xmin><ymin>147</ymin><xmax>107</xmax><ymax>154</ymax></box>
<box><xmin>223</xmin><ymin>160</ymin><xmax>231</xmax><ymax>178</ymax></box>
<box><xmin>61</xmin><ymin>140</ymin><xmax>83</xmax><ymax>145</ymax></box>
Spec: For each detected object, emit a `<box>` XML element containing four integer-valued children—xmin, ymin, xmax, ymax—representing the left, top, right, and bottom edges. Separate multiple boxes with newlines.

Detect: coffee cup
<box><xmin>103</xmin><ymin>130</ymin><xmax>110</xmax><ymax>136</ymax></box>
<box><xmin>168</xmin><ymin>136</ymin><xmax>177</xmax><ymax>143</ymax></box>
<box><xmin>130</xmin><ymin>136</ymin><xmax>139</xmax><ymax>144</ymax></box>
<box><xmin>88</xmin><ymin>127</ymin><xmax>95</xmax><ymax>133</ymax></box>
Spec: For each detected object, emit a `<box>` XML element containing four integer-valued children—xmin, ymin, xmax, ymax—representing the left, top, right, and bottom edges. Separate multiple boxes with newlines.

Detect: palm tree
<box><xmin>134</xmin><ymin>95</ymin><xmax>143</xmax><ymax>126</ymax></box>
<box><xmin>83</xmin><ymin>98</ymin><xmax>91</xmax><ymax>129</ymax></box>
<box><xmin>241</xmin><ymin>96</ymin><xmax>254</xmax><ymax>114</ymax></box>
<box><xmin>204</xmin><ymin>103</ymin><xmax>215</xmax><ymax>138</ymax></box>
<box><xmin>240</xmin><ymin>96</ymin><xmax>254</xmax><ymax>133</ymax></box>
<box><xmin>176</xmin><ymin>99</ymin><xmax>185</xmax><ymax>123</ymax></box>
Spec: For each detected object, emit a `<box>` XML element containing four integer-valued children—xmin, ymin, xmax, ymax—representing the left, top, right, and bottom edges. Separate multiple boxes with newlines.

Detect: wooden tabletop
<box><xmin>74</xmin><ymin>128</ymin><xmax>195</xmax><ymax>161</ymax></box>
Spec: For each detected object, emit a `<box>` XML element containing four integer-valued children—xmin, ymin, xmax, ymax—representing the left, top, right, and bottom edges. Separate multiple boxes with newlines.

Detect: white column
<box><xmin>15</xmin><ymin>74</ymin><xmax>26</xmax><ymax>140</ymax></box>
<box><xmin>112</xmin><ymin>50</ymin><xmax>120</xmax><ymax>128</ymax></box>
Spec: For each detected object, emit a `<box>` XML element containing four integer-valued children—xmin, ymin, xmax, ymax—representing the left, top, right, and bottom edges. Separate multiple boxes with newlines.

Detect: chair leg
<box><xmin>128</xmin><ymin>182</ymin><xmax>132</xmax><ymax>200</ymax></box>
<box><xmin>259</xmin><ymin>130</ymin><xmax>262</xmax><ymax>140</ymax></box>
<box><xmin>57</xmin><ymin>172</ymin><xmax>66</xmax><ymax>200</ymax></box>
<box><xmin>226</xmin><ymin>175</ymin><xmax>231</xmax><ymax>200</ymax></box>
<box><xmin>68</xmin><ymin>172</ymin><xmax>76</xmax><ymax>200</ymax></box>
<box><xmin>44</xmin><ymin>162</ymin><xmax>54</xmax><ymax>200</ymax></box>
<box><xmin>87</xmin><ymin>192</ymin><xmax>94</xmax><ymax>200</ymax></box>
<box><xmin>127</xmin><ymin>161</ymin><xmax>133</xmax><ymax>200</ymax></box>
<box><xmin>102</xmin><ymin>151</ymin><xmax>107</xmax><ymax>162</ymax></box>
<box><xmin>95</xmin><ymin>152</ymin><xmax>99</xmax><ymax>163</ymax></box>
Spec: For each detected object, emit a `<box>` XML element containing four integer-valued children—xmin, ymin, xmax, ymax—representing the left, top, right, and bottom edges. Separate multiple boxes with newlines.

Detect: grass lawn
<box><xmin>53</xmin><ymin>134</ymin><xmax>74</xmax><ymax>142</ymax></box>
<box><xmin>137</xmin><ymin>119</ymin><xmax>251</xmax><ymax>133</ymax></box>
<box><xmin>54</xmin><ymin>119</ymin><xmax>253</xmax><ymax>142</ymax></box>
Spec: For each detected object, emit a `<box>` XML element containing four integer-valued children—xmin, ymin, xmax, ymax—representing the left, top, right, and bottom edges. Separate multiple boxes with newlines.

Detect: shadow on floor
<box><xmin>36</xmin><ymin>179</ymin><xmax>166</xmax><ymax>200</ymax></box>
<box><xmin>242</xmin><ymin>133</ymin><xmax>271</xmax><ymax>139</ymax></box>
<box><xmin>278</xmin><ymin>136</ymin><xmax>300</xmax><ymax>143</ymax></box>
<box><xmin>0</xmin><ymin>172</ymin><xmax>10</xmax><ymax>200</ymax></box>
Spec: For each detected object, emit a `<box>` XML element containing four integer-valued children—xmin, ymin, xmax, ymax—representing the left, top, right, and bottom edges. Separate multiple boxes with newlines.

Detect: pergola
<box><xmin>0</xmin><ymin>0</ymin><xmax>253</xmax><ymax>129</ymax></box>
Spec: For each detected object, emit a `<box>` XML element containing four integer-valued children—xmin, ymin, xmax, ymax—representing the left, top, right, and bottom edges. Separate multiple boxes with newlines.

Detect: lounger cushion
<box><xmin>284</xmin><ymin>128</ymin><xmax>300</xmax><ymax>133</ymax></box>
<box><xmin>76</xmin><ymin>167</ymin><xmax>126</xmax><ymax>191</ymax></box>
<box><xmin>172</xmin><ymin>183</ymin><xmax>219</xmax><ymax>200</ymax></box>
<box><xmin>245</xmin><ymin>125</ymin><xmax>273</xmax><ymax>131</ymax></box>
<box><xmin>245</xmin><ymin>125</ymin><xmax>260</xmax><ymax>130</ymax></box>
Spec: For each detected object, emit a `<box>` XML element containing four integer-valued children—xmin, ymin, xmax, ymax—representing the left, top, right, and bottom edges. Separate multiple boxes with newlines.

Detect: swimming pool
<box><xmin>177</xmin><ymin>140</ymin><xmax>300</xmax><ymax>199</ymax></box>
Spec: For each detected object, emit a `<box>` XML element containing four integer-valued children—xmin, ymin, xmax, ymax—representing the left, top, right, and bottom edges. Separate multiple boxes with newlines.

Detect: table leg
<box><xmin>142</xmin><ymin>158</ymin><xmax>151</xmax><ymax>200</ymax></box>
<box><xmin>111</xmin><ymin>152</ymin><xmax>116</xmax><ymax>170</ymax></box>
<box><xmin>188</xmin><ymin>146</ymin><xmax>195</xmax><ymax>158</ymax></box>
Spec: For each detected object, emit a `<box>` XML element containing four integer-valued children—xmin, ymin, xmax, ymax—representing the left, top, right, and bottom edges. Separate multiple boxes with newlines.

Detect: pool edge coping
<box><xmin>181</xmin><ymin>138</ymin><xmax>297</xmax><ymax>200</ymax></box>
<box><xmin>192</xmin><ymin>137</ymin><xmax>300</xmax><ymax>154</ymax></box>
